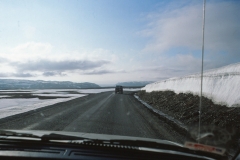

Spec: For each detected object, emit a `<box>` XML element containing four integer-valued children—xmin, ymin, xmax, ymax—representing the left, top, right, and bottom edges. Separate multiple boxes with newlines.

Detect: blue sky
<box><xmin>0</xmin><ymin>0</ymin><xmax>239</xmax><ymax>85</ymax></box>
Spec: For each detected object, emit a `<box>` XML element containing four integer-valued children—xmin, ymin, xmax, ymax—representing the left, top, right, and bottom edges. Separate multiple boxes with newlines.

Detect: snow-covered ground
<box><xmin>142</xmin><ymin>63</ymin><xmax>240</xmax><ymax>107</ymax></box>
<box><xmin>0</xmin><ymin>88</ymin><xmax>140</xmax><ymax>119</ymax></box>
<box><xmin>0</xmin><ymin>90</ymin><xmax>88</xmax><ymax>119</ymax></box>
<box><xmin>124</xmin><ymin>88</ymin><xmax>141</xmax><ymax>91</ymax></box>
<box><xmin>0</xmin><ymin>97</ymin><xmax>86</xmax><ymax>119</ymax></box>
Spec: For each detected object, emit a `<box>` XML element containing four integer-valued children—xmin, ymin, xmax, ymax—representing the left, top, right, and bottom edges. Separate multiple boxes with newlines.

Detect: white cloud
<box><xmin>7</xmin><ymin>42</ymin><xmax>53</xmax><ymax>62</ymax></box>
<box><xmin>128</xmin><ymin>53</ymin><xmax>224</xmax><ymax>81</ymax></box>
<box><xmin>141</xmin><ymin>1</ymin><xmax>240</xmax><ymax>56</ymax></box>
<box><xmin>70</xmin><ymin>48</ymin><xmax>119</xmax><ymax>63</ymax></box>
<box><xmin>10</xmin><ymin>42</ymin><xmax>52</xmax><ymax>55</ymax></box>
<box><xmin>6</xmin><ymin>43</ymin><xmax>118</xmax><ymax>64</ymax></box>
<box><xmin>141</xmin><ymin>3</ymin><xmax>201</xmax><ymax>53</ymax></box>
<box><xmin>165</xmin><ymin>54</ymin><xmax>201</xmax><ymax>72</ymax></box>
<box><xmin>0</xmin><ymin>42</ymin><xmax>121</xmax><ymax>79</ymax></box>
<box><xmin>135</xmin><ymin>1</ymin><xmax>240</xmax><ymax>82</ymax></box>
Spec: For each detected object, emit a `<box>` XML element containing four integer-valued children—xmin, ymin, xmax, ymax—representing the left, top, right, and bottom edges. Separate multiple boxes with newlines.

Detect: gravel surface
<box><xmin>137</xmin><ymin>90</ymin><xmax>240</xmax><ymax>152</ymax></box>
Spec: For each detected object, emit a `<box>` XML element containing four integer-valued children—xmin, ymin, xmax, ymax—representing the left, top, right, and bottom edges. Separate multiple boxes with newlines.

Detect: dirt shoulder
<box><xmin>137</xmin><ymin>90</ymin><xmax>240</xmax><ymax>151</ymax></box>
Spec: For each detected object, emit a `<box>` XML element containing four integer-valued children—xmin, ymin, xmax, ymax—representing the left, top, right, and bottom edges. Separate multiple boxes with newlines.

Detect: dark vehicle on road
<box><xmin>115</xmin><ymin>85</ymin><xmax>123</xmax><ymax>94</ymax></box>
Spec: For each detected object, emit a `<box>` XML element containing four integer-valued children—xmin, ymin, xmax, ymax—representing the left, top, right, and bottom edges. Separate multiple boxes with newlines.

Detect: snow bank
<box><xmin>0</xmin><ymin>89</ymin><xmax>88</xmax><ymax>119</ymax></box>
<box><xmin>142</xmin><ymin>63</ymin><xmax>240</xmax><ymax>107</ymax></box>
<box><xmin>0</xmin><ymin>95</ymin><xmax>87</xmax><ymax>119</ymax></box>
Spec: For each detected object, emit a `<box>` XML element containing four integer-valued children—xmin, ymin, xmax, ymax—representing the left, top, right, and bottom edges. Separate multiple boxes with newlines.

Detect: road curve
<box><xmin>0</xmin><ymin>91</ymin><xmax>185</xmax><ymax>143</ymax></box>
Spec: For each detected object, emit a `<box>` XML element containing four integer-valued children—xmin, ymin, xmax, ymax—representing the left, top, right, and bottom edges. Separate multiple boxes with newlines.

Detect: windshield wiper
<box><xmin>0</xmin><ymin>130</ymin><xmax>181</xmax><ymax>148</ymax></box>
<box><xmin>0</xmin><ymin>130</ymin><xmax>41</xmax><ymax>139</ymax></box>
<box><xmin>0</xmin><ymin>130</ymin><xmax>88</xmax><ymax>142</ymax></box>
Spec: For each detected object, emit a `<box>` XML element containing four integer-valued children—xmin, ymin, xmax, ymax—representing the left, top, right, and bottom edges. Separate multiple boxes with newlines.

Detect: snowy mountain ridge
<box><xmin>142</xmin><ymin>63</ymin><xmax>240</xmax><ymax>107</ymax></box>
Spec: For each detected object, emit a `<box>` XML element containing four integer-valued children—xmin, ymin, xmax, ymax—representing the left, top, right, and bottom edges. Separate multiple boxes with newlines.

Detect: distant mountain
<box><xmin>116</xmin><ymin>81</ymin><xmax>153</xmax><ymax>87</ymax></box>
<box><xmin>0</xmin><ymin>79</ymin><xmax>100</xmax><ymax>89</ymax></box>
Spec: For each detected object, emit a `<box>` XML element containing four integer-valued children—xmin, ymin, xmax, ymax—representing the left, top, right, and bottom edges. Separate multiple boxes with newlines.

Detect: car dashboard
<box><xmin>0</xmin><ymin>139</ymin><xmax>229</xmax><ymax>160</ymax></box>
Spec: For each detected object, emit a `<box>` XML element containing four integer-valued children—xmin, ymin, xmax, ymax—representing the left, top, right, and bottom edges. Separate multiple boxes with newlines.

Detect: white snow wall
<box><xmin>142</xmin><ymin>63</ymin><xmax>240</xmax><ymax>107</ymax></box>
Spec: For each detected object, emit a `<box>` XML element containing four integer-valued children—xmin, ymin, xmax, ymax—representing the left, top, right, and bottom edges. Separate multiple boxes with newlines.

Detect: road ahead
<box><xmin>0</xmin><ymin>91</ymin><xmax>185</xmax><ymax>143</ymax></box>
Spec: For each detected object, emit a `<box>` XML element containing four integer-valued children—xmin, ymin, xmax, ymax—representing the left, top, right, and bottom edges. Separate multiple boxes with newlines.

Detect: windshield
<box><xmin>0</xmin><ymin>0</ymin><xmax>239</xmax><ymax>158</ymax></box>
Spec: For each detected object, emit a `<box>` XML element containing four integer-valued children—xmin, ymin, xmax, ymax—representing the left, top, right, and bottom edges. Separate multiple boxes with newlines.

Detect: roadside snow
<box><xmin>0</xmin><ymin>93</ymin><xmax>87</xmax><ymax>119</ymax></box>
<box><xmin>142</xmin><ymin>63</ymin><xmax>240</xmax><ymax>107</ymax></box>
<box><xmin>0</xmin><ymin>96</ymin><xmax>10</xmax><ymax>98</ymax></box>
<box><xmin>124</xmin><ymin>88</ymin><xmax>141</xmax><ymax>91</ymax></box>
<box><xmin>32</xmin><ymin>94</ymin><xmax>83</xmax><ymax>97</ymax></box>
<box><xmin>0</xmin><ymin>90</ymin><xmax>87</xmax><ymax>119</ymax></box>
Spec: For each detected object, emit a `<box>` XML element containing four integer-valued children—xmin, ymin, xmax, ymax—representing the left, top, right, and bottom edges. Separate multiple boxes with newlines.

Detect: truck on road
<box><xmin>115</xmin><ymin>85</ymin><xmax>123</xmax><ymax>94</ymax></box>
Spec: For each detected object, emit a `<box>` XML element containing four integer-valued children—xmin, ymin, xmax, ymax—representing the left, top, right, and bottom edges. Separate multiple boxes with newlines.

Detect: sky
<box><xmin>0</xmin><ymin>0</ymin><xmax>239</xmax><ymax>86</ymax></box>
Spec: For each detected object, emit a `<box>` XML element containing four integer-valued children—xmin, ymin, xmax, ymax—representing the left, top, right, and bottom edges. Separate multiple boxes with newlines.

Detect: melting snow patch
<box><xmin>0</xmin><ymin>94</ymin><xmax>87</xmax><ymax>119</ymax></box>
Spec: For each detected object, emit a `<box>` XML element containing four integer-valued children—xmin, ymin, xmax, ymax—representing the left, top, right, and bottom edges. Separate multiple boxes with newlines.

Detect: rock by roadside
<box><xmin>137</xmin><ymin>90</ymin><xmax>240</xmax><ymax>151</ymax></box>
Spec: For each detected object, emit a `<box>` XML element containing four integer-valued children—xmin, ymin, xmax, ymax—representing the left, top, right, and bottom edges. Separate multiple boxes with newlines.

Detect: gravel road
<box><xmin>0</xmin><ymin>91</ymin><xmax>187</xmax><ymax>144</ymax></box>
